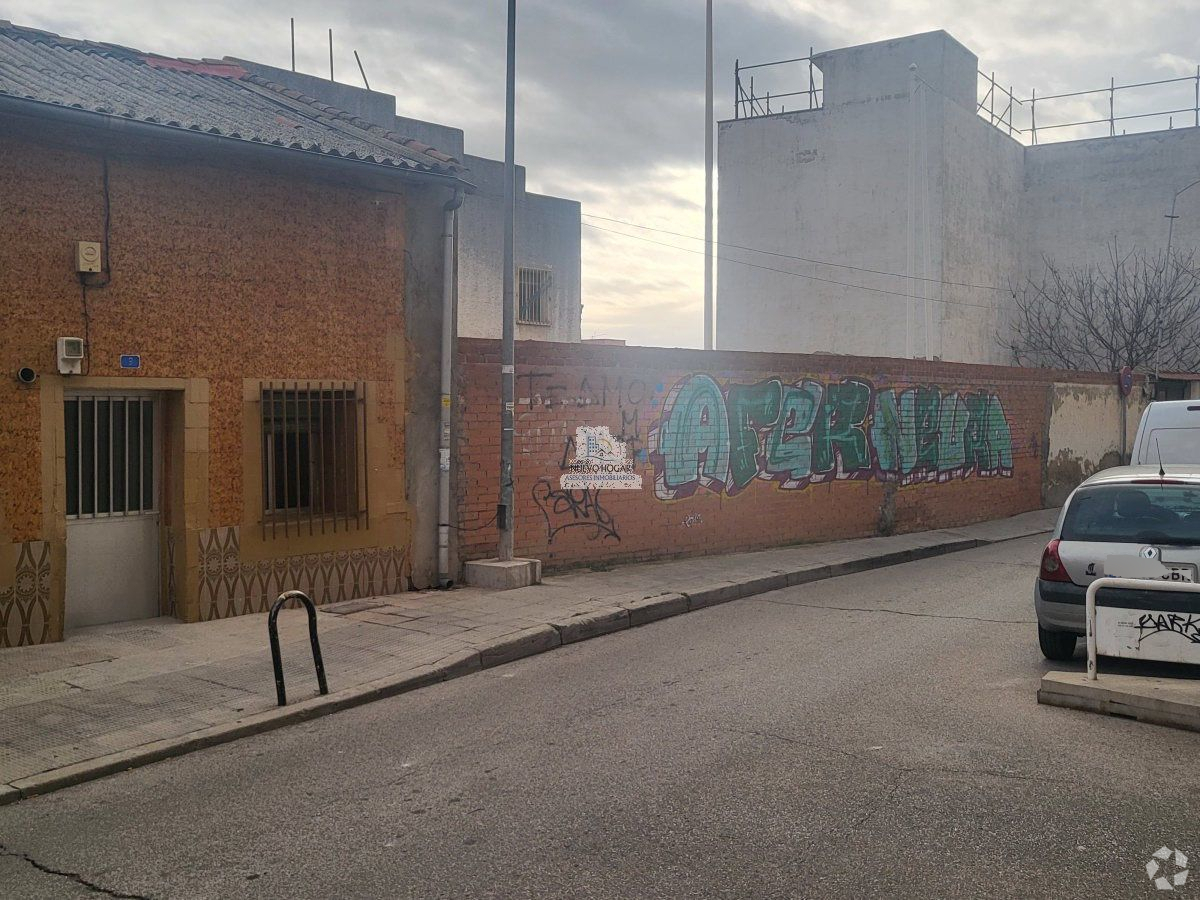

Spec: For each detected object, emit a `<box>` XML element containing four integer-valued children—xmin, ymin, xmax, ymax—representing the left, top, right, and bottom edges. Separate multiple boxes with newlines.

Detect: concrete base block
<box><xmin>1038</xmin><ymin>670</ymin><xmax>1200</xmax><ymax>733</ymax></box>
<box><xmin>464</xmin><ymin>557</ymin><xmax>542</xmax><ymax>590</ymax></box>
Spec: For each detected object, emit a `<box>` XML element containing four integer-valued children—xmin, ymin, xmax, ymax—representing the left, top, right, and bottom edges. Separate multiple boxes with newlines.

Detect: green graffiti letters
<box><xmin>651</xmin><ymin>375</ymin><xmax>1015</xmax><ymax>499</ymax></box>
<box><xmin>654</xmin><ymin>374</ymin><xmax>730</xmax><ymax>496</ymax></box>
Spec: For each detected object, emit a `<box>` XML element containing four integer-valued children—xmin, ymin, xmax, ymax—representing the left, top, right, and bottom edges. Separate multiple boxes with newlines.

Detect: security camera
<box><xmin>16</xmin><ymin>367</ymin><xmax>36</xmax><ymax>385</ymax></box>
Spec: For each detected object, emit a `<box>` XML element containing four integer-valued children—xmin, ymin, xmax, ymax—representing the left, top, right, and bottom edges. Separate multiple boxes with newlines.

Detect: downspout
<box><xmin>439</xmin><ymin>188</ymin><xmax>465</xmax><ymax>587</ymax></box>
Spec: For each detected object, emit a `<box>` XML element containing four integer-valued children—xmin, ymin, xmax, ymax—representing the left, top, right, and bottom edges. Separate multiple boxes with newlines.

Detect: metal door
<box><xmin>64</xmin><ymin>392</ymin><xmax>161</xmax><ymax>629</ymax></box>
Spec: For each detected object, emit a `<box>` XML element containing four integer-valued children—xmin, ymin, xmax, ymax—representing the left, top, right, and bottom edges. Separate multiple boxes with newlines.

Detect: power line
<box><xmin>580</xmin><ymin>212</ymin><xmax>1013</xmax><ymax>294</ymax></box>
<box><xmin>581</xmin><ymin>222</ymin><xmax>1011</xmax><ymax>312</ymax></box>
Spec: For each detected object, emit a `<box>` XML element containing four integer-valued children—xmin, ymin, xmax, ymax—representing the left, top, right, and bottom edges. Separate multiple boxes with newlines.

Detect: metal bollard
<box><xmin>268</xmin><ymin>590</ymin><xmax>329</xmax><ymax>706</ymax></box>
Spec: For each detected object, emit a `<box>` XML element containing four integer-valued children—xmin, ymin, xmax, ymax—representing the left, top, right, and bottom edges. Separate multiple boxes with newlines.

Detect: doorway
<box><xmin>64</xmin><ymin>392</ymin><xmax>162</xmax><ymax>629</ymax></box>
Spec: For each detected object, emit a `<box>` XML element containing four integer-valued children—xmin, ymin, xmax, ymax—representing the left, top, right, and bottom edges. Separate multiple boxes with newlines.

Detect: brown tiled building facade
<box><xmin>0</xmin><ymin>25</ymin><xmax>467</xmax><ymax>645</ymax></box>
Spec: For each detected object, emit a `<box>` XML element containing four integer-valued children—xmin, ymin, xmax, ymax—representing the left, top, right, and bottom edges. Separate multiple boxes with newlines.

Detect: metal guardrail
<box><xmin>734</xmin><ymin>50</ymin><xmax>1200</xmax><ymax>145</ymax></box>
<box><xmin>268</xmin><ymin>590</ymin><xmax>330</xmax><ymax>706</ymax></box>
<box><xmin>734</xmin><ymin>52</ymin><xmax>821</xmax><ymax>119</ymax></box>
<box><xmin>1085</xmin><ymin>576</ymin><xmax>1200</xmax><ymax>680</ymax></box>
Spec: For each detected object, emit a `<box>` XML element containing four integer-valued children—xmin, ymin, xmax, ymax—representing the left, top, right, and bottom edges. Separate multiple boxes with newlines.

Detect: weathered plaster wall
<box><xmin>1044</xmin><ymin>382</ymin><xmax>1148</xmax><ymax>506</ymax></box>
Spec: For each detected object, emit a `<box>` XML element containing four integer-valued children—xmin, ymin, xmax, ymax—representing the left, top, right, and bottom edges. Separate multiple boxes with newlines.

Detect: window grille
<box><xmin>260</xmin><ymin>382</ymin><xmax>368</xmax><ymax>538</ymax></box>
<box><xmin>518</xmin><ymin>267</ymin><xmax>553</xmax><ymax>325</ymax></box>
<box><xmin>65</xmin><ymin>394</ymin><xmax>157</xmax><ymax>518</ymax></box>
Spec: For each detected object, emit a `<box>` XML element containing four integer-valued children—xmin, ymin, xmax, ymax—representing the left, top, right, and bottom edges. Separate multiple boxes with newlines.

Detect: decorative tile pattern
<box><xmin>0</xmin><ymin>541</ymin><xmax>52</xmax><ymax>648</ymax></box>
<box><xmin>197</xmin><ymin>526</ymin><xmax>407</xmax><ymax>621</ymax></box>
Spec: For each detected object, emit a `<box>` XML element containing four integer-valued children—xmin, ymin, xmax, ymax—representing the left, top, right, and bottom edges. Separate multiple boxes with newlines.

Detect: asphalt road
<box><xmin>3</xmin><ymin>534</ymin><xmax>1200</xmax><ymax>899</ymax></box>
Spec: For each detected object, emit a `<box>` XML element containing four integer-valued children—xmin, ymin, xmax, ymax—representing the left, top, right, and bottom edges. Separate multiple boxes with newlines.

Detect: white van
<box><xmin>1130</xmin><ymin>400</ymin><xmax>1200</xmax><ymax>465</ymax></box>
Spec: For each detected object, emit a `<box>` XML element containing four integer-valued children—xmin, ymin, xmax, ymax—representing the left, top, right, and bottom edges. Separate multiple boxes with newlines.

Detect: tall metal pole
<box><xmin>498</xmin><ymin>0</ymin><xmax>517</xmax><ymax>562</ymax></box>
<box><xmin>703</xmin><ymin>0</ymin><xmax>714</xmax><ymax>350</ymax></box>
<box><xmin>1160</xmin><ymin>178</ymin><xmax>1200</xmax><ymax>381</ymax></box>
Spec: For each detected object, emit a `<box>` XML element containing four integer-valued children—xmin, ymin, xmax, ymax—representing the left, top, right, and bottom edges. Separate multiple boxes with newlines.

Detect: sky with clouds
<box><xmin>9</xmin><ymin>0</ymin><xmax>1200</xmax><ymax>346</ymax></box>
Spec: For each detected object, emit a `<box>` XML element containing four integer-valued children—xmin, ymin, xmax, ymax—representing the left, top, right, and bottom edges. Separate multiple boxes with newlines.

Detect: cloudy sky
<box><xmin>10</xmin><ymin>1</ymin><xmax>1200</xmax><ymax>346</ymax></box>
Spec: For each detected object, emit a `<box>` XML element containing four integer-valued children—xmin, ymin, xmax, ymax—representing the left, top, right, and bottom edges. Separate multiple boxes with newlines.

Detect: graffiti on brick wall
<box><xmin>532</xmin><ymin>478</ymin><xmax>621</xmax><ymax>544</ymax></box>
<box><xmin>650</xmin><ymin>375</ymin><xmax>1014</xmax><ymax>499</ymax></box>
<box><xmin>522</xmin><ymin>372</ymin><xmax>654</xmax><ymax>464</ymax></box>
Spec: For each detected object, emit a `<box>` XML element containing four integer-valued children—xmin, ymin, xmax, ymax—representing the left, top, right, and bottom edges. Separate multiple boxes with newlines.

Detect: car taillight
<box><xmin>1039</xmin><ymin>539</ymin><xmax>1072</xmax><ymax>583</ymax></box>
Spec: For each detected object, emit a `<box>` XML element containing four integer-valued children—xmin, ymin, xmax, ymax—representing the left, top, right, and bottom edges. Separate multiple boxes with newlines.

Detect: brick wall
<box><xmin>0</xmin><ymin>115</ymin><xmax>428</xmax><ymax>644</ymax></box>
<box><xmin>456</xmin><ymin>339</ymin><xmax>1125</xmax><ymax>571</ymax></box>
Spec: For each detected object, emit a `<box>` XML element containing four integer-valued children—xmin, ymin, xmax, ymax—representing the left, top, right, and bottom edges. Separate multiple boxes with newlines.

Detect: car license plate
<box><xmin>1105</xmin><ymin>556</ymin><xmax>1198</xmax><ymax>583</ymax></box>
<box><xmin>1163</xmin><ymin>565</ymin><xmax>1197</xmax><ymax>583</ymax></box>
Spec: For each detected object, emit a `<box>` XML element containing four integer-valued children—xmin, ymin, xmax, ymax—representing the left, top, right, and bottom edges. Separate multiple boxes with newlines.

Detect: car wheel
<box><xmin>1038</xmin><ymin>625</ymin><xmax>1077</xmax><ymax>661</ymax></box>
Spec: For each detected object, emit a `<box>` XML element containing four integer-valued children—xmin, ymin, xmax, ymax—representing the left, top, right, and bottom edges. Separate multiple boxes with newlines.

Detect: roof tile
<box><xmin>0</xmin><ymin>21</ymin><xmax>464</xmax><ymax>179</ymax></box>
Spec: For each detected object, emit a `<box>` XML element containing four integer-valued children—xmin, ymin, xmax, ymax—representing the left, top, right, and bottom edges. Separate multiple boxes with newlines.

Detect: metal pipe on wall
<box><xmin>439</xmin><ymin>189</ymin><xmax>464</xmax><ymax>587</ymax></box>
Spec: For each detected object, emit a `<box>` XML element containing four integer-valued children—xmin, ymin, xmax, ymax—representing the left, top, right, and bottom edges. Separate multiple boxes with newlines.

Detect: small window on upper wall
<box><xmin>518</xmin><ymin>267</ymin><xmax>552</xmax><ymax>325</ymax></box>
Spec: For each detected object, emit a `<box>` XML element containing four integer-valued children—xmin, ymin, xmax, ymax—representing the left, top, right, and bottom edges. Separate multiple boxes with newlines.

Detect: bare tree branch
<box><xmin>1000</xmin><ymin>244</ymin><xmax>1200</xmax><ymax>372</ymax></box>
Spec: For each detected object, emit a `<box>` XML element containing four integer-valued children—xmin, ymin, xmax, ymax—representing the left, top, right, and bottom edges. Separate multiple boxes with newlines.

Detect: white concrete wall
<box><xmin>1023</xmin><ymin>129</ymin><xmax>1200</xmax><ymax>274</ymax></box>
<box><xmin>457</xmin><ymin>154</ymin><xmax>582</xmax><ymax>343</ymax></box>
<box><xmin>716</xmin><ymin>89</ymin><xmax>925</xmax><ymax>357</ymax></box>
<box><xmin>718</xmin><ymin>30</ymin><xmax>1200</xmax><ymax>366</ymax></box>
<box><xmin>717</xmin><ymin>32</ymin><xmax>987</xmax><ymax>360</ymax></box>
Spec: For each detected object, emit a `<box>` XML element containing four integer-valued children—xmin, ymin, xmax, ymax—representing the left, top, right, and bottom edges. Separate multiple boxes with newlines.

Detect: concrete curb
<box><xmin>1038</xmin><ymin>671</ymin><xmax>1200</xmax><ymax>733</ymax></box>
<box><xmin>1</xmin><ymin>522</ymin><xmax>1050</xmax><ymax>805</ymax></box>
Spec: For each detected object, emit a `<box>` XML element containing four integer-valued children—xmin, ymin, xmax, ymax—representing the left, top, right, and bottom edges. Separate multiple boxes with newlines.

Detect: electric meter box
<box><xmin>75</xmin><ymin>241</ymin><xmax>102</xmax><ymax>274</ymax></box>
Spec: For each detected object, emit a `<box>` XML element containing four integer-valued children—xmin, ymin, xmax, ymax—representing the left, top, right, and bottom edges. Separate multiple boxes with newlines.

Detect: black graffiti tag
<box><xmin>1136</xmin><ymin>612</ymin><xmax>1200</xmax><ymax>644</ymax></box>
<box><xmin>532</xmin><ymin>478</ymin><xmax>620</xmax><ymax>544</ymax></box>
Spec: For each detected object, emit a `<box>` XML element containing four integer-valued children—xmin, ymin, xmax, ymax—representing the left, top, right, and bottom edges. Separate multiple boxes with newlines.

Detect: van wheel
<box><xmin>1038</xmin><ymin>625</ymin><xmax>1077</xmax><ymax>661</ymax></box>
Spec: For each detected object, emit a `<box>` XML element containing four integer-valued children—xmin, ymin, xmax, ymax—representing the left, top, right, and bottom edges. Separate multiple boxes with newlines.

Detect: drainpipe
<box><xmin>439</xmin><ymin>188</ymin><xmax>465</xmax><ymax>587</ymax></box>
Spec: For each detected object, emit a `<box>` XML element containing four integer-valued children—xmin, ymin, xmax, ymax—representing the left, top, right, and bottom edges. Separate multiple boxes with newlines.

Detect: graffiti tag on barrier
<box><xmin>1136</xmin><ymin>612</ymin><xmax>1200</xmax><ymax>645</ymax></box>
<box><xmin>649</xmin><ymin>375</ymin><xmax>1014</xmax><ymax>500</ymax></box>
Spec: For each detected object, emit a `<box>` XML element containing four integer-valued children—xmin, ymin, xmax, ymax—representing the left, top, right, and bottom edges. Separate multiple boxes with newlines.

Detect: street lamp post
<box><xmin>499</xmin><ymin>0</ymin><xmax>517</xmax><ymax>561</ymax></box>
<box><xmin>703</xmin><ymin>0</ymin><xmax>714</xmax><ymax>351</ymax></box>
<box><xmin>1159</xmin><ymin>177</ymin><xmax>1200</xmax><ymax>381</ymax></box>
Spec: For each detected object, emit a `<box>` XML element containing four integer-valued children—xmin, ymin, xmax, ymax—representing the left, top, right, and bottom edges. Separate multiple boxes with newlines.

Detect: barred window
<box><xmin>518</xmin><ymin>267</ymin><xmax>552</xmax><ymax>325</ymax></box>
<box><xmin>260</xmin><ymin>382</ymin><xmax>368</xmax><ymax>537</ymax></box>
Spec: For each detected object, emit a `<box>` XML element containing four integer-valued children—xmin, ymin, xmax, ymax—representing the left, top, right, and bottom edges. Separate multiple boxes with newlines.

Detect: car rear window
<box><xmin>1137</xmin><ymin>427</ymin><xmax>1200</xmax><ymax>465</ymax></box>
<box><xmin>1061</xmin><ymin>484</ymin><xmax>1200</xmax><ymax>545</ymax></box>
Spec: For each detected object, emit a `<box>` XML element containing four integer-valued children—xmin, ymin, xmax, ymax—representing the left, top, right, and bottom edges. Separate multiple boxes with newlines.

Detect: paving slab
<box><xmin>1038</xmin><ymin>670</ymin><xmax>1200</xmax><ymax>732</ymax></box>
<box><xmin>0</xmin><ymin>506</ymin><xmax>1057</xmax><ymax>802</ymax></box>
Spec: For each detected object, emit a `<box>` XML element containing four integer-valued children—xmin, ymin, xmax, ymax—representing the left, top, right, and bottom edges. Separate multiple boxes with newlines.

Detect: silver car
<box><xmin>1035</xmin><ymin>465</ymin><xmax>1200</xmax><ymax>660</ymax></box>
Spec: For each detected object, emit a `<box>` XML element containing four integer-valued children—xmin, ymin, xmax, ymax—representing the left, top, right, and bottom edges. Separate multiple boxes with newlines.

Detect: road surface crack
<box><xmin>0</xmin><ymin>842</ymin><xmax>150</xmax><ymax>899</ymax></box>
<box><xmin>754</xmin><ymin>598</ymin><xmax>1034</xmax><ymax>625</ymax></box>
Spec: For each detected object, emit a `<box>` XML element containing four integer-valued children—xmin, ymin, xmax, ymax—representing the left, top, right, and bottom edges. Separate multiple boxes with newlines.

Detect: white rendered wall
<box><xmin>718</xmin><ymin>30</ymin><xmax>1200</xmax><ymax>365</ymax></box>
<box><xmin>457</xmin><ymin>154</ymin><xmax>582</xmax><ymax>343</ymax></box>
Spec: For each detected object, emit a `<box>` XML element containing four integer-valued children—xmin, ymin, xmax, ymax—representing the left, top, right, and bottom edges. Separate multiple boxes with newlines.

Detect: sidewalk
<box><xmin>0</xmin><ymin>508</ymin><xmax>1057</xmax><ymax>804</ymax></box>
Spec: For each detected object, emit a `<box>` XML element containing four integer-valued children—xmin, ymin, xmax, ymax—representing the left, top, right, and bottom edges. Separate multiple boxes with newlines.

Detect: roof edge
<box><xmin>0</xmin><ymin>93</ymin><xmax>476</xmax><ymax>192</ymax></box>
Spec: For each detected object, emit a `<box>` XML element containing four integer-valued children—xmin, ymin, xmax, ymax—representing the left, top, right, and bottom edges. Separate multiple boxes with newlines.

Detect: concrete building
<box><xmin>717</xmin><ymin>30</ymin><xmax>1200</xmax><ymax>365</ymax></box>
<box><xmin>0</xmin><ymin>22</ymin><xmax>468</xmax><ymax>646</ymax></box>
<box><xmin>240</xmin><ymin>65</ymin><xmax>583</xmax><ymax>343</ymax></box>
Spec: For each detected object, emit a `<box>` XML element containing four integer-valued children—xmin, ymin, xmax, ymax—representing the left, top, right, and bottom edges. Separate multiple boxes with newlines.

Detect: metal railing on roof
<box><xmin>980</xmin><ymin>69</ymin><xmax>1200</xmax><ymax>144</ymax></box>
<box><xmin>735</xmin><ymin>50</ymin><xmax>1200</xmax><ymax>146</ymax></box>
<box><xmin>733</xmin><ymin>51</ymin><xmax>822</xmax><ymax>119</ymax></box>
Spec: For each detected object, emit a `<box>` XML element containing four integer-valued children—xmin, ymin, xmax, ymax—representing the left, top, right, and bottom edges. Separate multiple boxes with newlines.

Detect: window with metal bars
<box><xmin>260</xmin><ymin>382</ymin><xmax>368</xmax><ymax>537</ymax></box>
<box><xmin>64</xmin><ymin>394</ymin><xmax>157</xmax><ymax>518</ymax></box>
<box><xmin>518</xmin><ymin>267</ymin><xmax>553</xmax><ymax>325</ymax></box>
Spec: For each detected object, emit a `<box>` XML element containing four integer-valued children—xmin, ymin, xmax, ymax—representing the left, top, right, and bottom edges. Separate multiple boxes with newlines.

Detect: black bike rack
<box><xmin>268</xmin><ymin>590</ymin><xmax>329</xmax><ymax>707</ymax></box>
